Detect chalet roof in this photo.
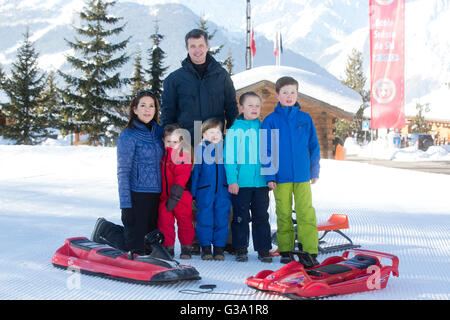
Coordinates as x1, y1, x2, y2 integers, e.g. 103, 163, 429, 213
231, 65, 363, 114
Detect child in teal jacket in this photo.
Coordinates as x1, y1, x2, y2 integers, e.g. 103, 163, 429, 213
261, 76, 320, 268
224, 92, 272, 263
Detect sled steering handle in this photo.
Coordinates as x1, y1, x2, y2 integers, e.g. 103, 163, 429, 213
343, 249, 399, 277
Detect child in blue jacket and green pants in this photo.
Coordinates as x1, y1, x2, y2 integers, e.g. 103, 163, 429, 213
261, 76, 321, 268
225, 92, 272, 263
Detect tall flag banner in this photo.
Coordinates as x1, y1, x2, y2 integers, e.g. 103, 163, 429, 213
370, 0, 405, 129
251, 27, 256, 57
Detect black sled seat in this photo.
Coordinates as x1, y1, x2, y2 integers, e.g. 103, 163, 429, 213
247, 249, 399, 299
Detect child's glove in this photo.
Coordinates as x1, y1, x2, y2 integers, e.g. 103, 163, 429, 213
166, 184, 185, 212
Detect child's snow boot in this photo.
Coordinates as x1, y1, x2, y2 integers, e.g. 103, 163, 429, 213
180, 245, 192, 260
235, 248, 248, 262
201, 246, 213, 260
213, 246, 225, 261
296, 243, 319, 268
258, 251, 272, 263
280, 251, 293, 264
297, 252, 320, 268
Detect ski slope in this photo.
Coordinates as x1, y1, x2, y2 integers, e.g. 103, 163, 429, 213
0, 144, 449, 300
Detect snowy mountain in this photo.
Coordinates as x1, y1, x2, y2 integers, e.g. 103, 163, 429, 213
0, 0, 333, 80
0, 0, 448, 120
136, 0, 450, 120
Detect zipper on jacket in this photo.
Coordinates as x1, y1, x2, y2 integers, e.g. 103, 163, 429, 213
215, 162, 218, 194
164, 149, 170, 197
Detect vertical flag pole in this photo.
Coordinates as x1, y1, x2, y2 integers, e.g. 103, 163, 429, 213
246, 0, 251, 70
274, 25, 281, 66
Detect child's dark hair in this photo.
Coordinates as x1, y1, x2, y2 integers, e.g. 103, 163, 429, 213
201, 118, 223, 135
275, 76, 299, 93
238, 91, 262, 106
163, 123, 181, 139
127, 90, 159, 129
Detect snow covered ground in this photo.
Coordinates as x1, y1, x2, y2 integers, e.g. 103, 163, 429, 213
0, 143, 449, 300
344, 136, 450, 162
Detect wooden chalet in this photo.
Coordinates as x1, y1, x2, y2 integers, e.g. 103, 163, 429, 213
231, 66, 363, 159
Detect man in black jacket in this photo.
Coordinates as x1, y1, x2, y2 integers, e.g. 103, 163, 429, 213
160, 29, 238, 145
161, 29, 238, 255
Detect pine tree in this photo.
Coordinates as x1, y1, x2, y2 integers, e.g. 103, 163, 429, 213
342, 49, 369, 102
146, 21, 168, 103
130, 51, 146, 96
0, 29, 48, 145
338, 48, 370, 142
197, 15, 224, 57
39, 71, 62, 136
223, 48, 234, 75
0, 64, 6, 129
59, 0, 130, 145
410, 102, 431, 133
0, 63, 5, 87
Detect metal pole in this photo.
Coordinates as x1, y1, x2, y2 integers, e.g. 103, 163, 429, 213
246, 0, 251, 70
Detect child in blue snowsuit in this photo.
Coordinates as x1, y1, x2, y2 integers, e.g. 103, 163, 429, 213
191, 118, 231, 260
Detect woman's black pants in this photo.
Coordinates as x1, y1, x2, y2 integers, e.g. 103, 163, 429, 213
100, 191, 160, 253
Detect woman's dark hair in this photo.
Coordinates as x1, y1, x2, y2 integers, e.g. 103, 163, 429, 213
126, 90, 160, 129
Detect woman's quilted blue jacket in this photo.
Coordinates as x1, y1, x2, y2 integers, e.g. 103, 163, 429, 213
117, 120, 163, 208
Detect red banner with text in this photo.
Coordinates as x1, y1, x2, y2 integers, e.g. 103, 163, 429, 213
370, 0, 405, 129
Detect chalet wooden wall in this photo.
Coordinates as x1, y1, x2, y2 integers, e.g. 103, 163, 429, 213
235, 80, 354, 159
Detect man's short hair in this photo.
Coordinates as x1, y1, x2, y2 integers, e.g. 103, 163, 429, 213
275, 76, 299, 93
185, 28, 209, 47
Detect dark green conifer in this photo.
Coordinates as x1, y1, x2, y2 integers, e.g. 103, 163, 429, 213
59, 0, 130, 145
0, 29, 48, 145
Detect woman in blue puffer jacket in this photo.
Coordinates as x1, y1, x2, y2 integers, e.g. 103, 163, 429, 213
90, 90, 164, 254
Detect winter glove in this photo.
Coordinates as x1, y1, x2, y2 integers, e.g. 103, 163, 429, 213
121, 207, 135, 226
166, 184, 185, 212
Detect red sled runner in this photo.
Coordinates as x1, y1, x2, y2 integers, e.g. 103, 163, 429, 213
52, 230, 200, 284
247, 249, 399, 299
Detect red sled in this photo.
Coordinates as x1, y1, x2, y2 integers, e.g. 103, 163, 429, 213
52, 232, 200, 284
246, 249, 399, 299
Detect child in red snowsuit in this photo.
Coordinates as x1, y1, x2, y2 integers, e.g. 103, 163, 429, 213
158, 124, 195, 259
